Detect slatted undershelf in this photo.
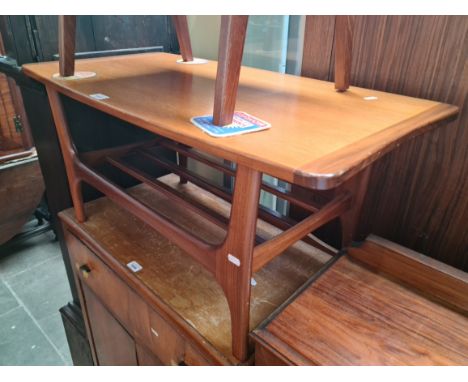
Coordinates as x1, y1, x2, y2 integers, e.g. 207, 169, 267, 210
79, 138, 340, 267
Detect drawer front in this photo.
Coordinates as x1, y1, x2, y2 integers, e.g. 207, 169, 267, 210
66, 231, 185, 365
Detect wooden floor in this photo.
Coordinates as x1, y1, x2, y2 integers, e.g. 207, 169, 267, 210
253, 255, 468, 365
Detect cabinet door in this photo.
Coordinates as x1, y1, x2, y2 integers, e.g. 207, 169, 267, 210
83, 285, 138, 366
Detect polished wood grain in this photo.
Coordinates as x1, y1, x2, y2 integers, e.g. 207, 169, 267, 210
301, 16, 467, 270
213, 16, 249, 126
334, 16, 353, 91
349, 235, 468, 314
23, 52, 457, 190
171, 16, 193, 62
82, 285, 138, 366
61, 175, 331, 364
253, 254, 468, 365
58, 16, 77, 77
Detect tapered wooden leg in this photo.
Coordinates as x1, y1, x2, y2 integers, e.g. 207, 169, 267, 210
216, 164, 261, 362
334, 15, 354, 92
46, 86, 86, 222
339, 166, 371, 247
213, 16, 249, 126
58, 15, 77, 77
172, 16, 194, 62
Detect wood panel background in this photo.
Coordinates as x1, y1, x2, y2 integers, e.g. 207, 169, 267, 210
302, 16, 467, 270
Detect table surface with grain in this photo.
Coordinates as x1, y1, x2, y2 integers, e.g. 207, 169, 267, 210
23, 52, 458, 189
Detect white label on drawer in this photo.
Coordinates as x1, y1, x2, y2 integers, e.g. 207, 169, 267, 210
89, 93, 110, 100
127, 261, 143, 273
227, 254, 241, 267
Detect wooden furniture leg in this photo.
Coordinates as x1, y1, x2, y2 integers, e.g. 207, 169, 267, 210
334, 15, 354, 92
339, 166, 371, 247
58, 15, 77, 77
46, 86, 86, 222
213, 16, 249, 126
172, 16, 193, 62
215, 164, 262, 361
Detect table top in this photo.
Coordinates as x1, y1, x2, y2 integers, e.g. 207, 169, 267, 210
23, 53, 458, 189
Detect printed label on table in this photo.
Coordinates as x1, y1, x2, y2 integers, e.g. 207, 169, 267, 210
89, 93, 110, 100
127, 261, 143, 273
191, 111, 271, 138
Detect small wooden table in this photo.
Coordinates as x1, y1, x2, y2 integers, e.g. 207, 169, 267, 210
23, 52, 458, 361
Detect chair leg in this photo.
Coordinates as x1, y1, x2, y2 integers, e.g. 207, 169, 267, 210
172, 16, 194, 62
58, 15, 77, 77
334, 15, 354, 92
216, 164, 261, 362
213, 16, 249, 126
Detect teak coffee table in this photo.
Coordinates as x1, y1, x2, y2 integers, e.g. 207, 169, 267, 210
23, 19, 458, 362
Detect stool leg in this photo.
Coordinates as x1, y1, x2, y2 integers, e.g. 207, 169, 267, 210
213, 16, 249, 126
334, 15, 354, 92
216, 164, 261, 362
58, 15, 76, 77
172, 16, 194, 62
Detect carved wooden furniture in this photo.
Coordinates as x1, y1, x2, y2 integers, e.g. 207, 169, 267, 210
60, 174, 332, 365
252, 235, 468, 365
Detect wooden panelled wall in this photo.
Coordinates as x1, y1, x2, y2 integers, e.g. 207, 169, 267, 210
302, 16, 467, 270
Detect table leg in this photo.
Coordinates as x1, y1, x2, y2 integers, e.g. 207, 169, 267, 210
46, 86, 86, 222
339, 166, 371, 247
216, 164, 261, 361
213, 16, 249, 126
